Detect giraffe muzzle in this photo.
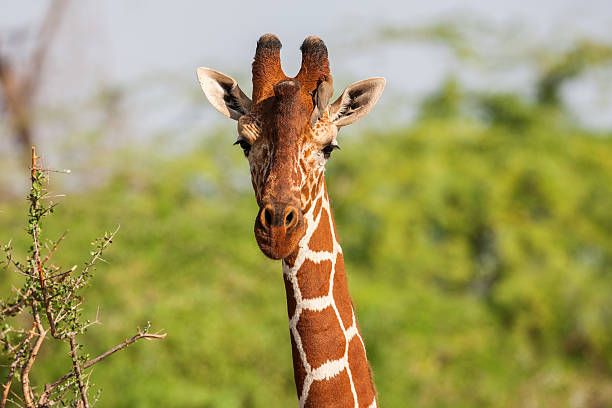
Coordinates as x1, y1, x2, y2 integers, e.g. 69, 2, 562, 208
254, 202, 305, 260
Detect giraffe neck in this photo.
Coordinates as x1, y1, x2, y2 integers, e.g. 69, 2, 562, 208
282, 181, 377, 408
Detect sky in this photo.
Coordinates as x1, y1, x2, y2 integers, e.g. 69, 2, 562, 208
1, 0, 612, 154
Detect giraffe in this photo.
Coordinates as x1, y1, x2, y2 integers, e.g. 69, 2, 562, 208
197, 34, 385, 407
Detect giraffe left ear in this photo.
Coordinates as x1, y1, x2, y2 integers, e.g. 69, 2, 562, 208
197, 67, 252, 120
329, 77, 386, 127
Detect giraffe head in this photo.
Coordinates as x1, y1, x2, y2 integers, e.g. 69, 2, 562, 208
197, 34, 385, 260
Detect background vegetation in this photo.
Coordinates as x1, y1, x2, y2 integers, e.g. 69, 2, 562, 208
2, 5, 612, 407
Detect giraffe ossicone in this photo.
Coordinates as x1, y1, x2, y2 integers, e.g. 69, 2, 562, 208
197, 34, 385, 408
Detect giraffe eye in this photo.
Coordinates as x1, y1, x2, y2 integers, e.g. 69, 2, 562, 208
233, 140, 252, 157
321, 143, 340, 159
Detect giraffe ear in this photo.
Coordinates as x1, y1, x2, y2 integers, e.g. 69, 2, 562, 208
329, 77, 386, 127
197, 67, 252, 120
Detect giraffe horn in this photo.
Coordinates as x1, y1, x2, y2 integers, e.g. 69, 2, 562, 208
296, 36, 330, 95
252, 33, 286, 104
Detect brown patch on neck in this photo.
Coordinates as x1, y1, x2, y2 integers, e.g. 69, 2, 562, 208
297, 259, 332, 298
308, 208, 334, 252
296, 307, 345, 368
306, 368, 354, 407
312, 196, 323, 219
332, 252, 353, 329
284, 275, 296, 319
290, 334, 307, 397
348, 336, 377, 407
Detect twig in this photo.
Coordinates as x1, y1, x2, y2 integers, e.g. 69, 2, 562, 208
21, 305, 47, 408
80, 307, 101, 332
47, 264, 76, 280
59, 226, 120, 313
82, 330, 166, 369
4, 245, 29, 277
37, 169, 71, 174
81, 226, 120, 278
0, 328, 10, 340
68, 335, 89, 408
0, 286, 32, 318
40, 330, 166, 402
0, 296, 29, 317
6, 390, 24, 408
42, 230, 68, 266
1, 324, 35, 408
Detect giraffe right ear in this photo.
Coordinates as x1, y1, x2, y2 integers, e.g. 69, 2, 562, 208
329, 77, 386, 128
197, 67, 252, 120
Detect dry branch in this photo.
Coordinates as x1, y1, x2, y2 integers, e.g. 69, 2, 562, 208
0, 0, 70, 156
39, 329, 166, 405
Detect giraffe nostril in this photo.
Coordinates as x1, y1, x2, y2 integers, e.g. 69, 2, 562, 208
262, 205, 274, 229
284, 207, 299, 230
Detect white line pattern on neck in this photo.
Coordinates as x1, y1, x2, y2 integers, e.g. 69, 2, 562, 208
283, 188, 374, 408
